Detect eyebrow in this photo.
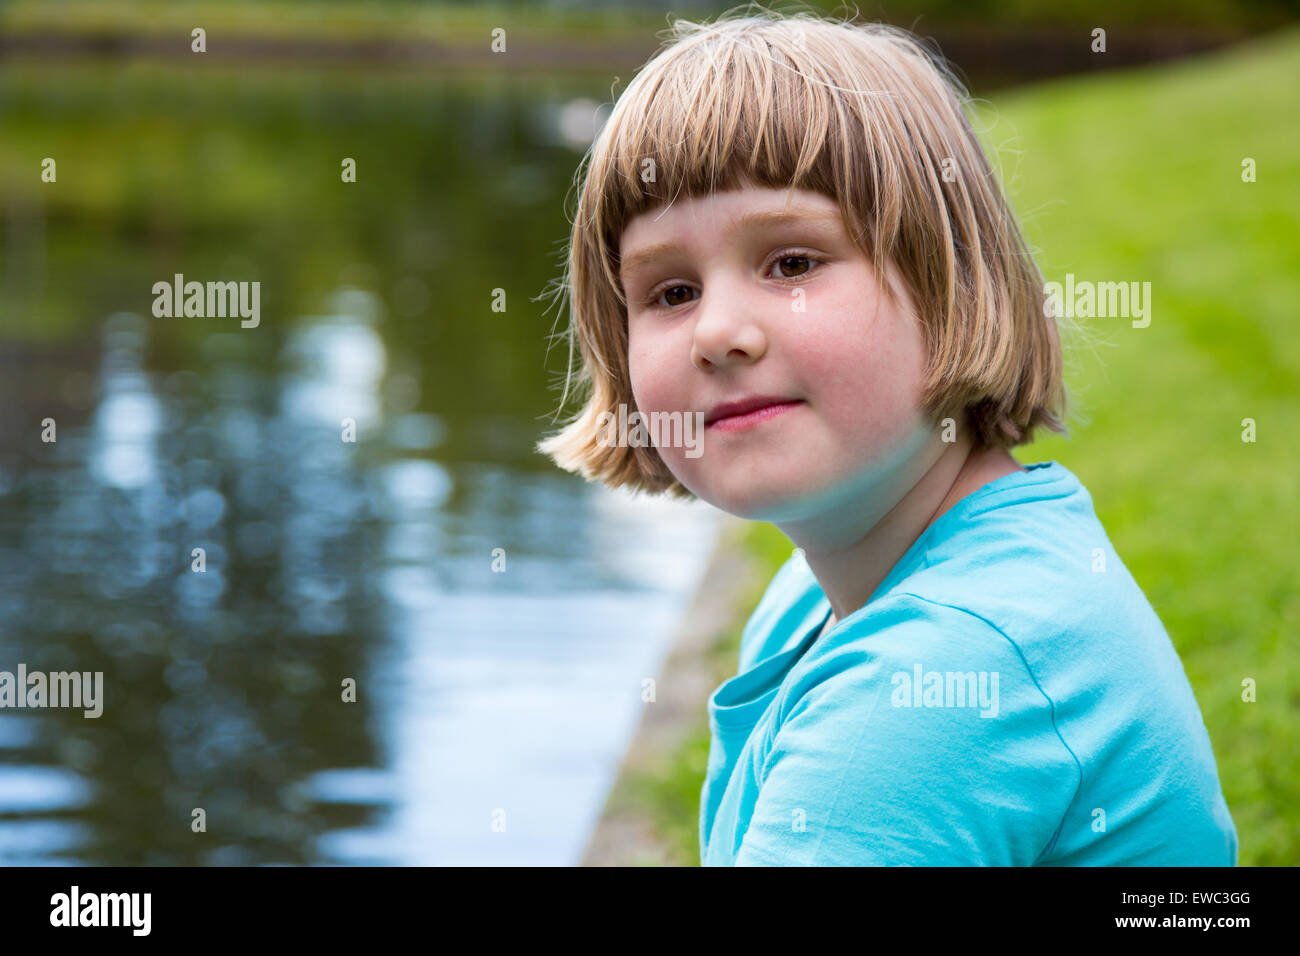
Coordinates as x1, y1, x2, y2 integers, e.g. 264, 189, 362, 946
618, 208, 845, 280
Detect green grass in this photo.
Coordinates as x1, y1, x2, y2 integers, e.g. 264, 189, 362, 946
654, 26, 1300, 866
984, 27, 1300, 867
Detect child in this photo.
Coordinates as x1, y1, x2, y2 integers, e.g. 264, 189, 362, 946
538, 10, 1238, 866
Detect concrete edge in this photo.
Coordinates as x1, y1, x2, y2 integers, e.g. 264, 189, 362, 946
578, 513, 761, 866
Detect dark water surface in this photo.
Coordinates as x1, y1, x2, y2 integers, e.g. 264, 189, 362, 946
0, 63, 719, 864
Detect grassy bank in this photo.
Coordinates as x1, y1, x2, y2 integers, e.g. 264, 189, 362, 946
600, 25, 1300, 867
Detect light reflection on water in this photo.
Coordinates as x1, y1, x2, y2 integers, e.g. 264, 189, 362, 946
0, 297, 719, 865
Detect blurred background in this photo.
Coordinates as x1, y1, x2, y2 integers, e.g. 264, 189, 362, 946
0, 0, 1296, 865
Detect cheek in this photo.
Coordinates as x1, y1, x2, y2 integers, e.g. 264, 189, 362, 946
792, 285, 930, 443
627, 325, 704, 481
627, 326, 677, 412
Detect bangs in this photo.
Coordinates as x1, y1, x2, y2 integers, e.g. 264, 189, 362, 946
586, 15, 933, 304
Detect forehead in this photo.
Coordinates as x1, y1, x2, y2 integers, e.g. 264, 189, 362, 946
618, 184, 844, 275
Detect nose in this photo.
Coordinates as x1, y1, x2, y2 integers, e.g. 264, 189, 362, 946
690, 284, 769, 370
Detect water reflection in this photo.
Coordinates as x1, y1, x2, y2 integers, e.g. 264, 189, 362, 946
0, 63, 722, 865
0, 296, 717, 865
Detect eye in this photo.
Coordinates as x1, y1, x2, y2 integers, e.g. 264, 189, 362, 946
655, 284, 697, 310
768, 254, 817, 279
642, 250, 823, 312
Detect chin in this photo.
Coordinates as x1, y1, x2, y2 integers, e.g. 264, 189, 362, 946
681, 470, 814, 522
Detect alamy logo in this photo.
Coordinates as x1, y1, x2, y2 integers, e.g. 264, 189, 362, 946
1044, 272, 1151, 328
0, 664, 103, 718
151, 273, 260, 328
890, 663, 999, 718
50, 886, 151, 936
596, 403, 704, 459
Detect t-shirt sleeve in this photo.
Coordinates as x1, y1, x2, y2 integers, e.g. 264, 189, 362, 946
734, 595, 1081, 866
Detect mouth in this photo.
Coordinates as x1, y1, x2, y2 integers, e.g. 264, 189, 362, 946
705, 395, 805, 432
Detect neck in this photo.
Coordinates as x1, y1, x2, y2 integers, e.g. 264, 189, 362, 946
780, 431, 1021, 626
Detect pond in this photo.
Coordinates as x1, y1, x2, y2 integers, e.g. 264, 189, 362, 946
0, 62, 720, 864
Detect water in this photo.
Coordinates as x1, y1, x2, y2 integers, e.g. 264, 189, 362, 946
0, 63, 721, 864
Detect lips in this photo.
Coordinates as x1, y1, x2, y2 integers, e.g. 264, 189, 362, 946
704, 395, 804, 430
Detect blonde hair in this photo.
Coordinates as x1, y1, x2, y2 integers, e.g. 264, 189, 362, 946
538, 6, 1070, 499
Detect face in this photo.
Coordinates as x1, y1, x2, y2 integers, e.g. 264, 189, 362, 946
619, 180, 942, 525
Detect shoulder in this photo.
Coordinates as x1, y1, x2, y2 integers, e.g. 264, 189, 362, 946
780, 591, 1059, 722
900, 464, 1183, 714
927, 461, 1106, 580
743, 594, 1082, 865
903, 461, 1166, 665
769, 592, 1078, 768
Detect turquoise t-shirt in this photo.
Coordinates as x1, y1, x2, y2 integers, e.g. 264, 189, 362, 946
700, 461, 1238, 866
